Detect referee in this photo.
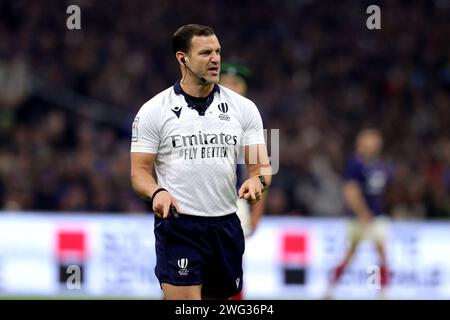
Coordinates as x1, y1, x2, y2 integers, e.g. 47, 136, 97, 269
130, 24, 272, 300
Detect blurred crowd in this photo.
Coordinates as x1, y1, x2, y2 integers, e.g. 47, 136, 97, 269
0, 0, 449, 218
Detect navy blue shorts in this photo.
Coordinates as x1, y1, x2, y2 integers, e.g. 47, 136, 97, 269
154, 213, 245, 298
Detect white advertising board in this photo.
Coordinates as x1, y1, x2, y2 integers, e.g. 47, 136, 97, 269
0, 213, 449, 299
244, 218, 450, 299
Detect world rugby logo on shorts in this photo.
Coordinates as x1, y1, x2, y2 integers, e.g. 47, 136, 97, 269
178, 258, 189, 276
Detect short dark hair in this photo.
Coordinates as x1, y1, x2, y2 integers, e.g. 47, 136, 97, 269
172, 24, 215, 55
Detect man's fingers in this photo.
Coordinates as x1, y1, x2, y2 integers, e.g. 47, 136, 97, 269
243, 191, 256, 199
173, 200, 181, 214
249, 187, 256, 201
162, 203, 170, 219
154, 211, 162, 218
244, 194, 258, 205
243, 189, 261, 204
152, 203, 162, 217
238, 186, 246, 198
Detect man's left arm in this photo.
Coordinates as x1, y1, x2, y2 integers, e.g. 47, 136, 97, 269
239, 144, 272, 205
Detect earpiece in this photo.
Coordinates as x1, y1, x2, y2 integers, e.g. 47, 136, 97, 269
180, 56, 207, 84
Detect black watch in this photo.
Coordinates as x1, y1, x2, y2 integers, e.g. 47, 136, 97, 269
258, 175, 268, 191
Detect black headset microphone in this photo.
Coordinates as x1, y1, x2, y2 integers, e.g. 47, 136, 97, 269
181, 57, 207, 84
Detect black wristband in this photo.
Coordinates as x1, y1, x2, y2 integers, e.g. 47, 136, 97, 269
151, 187, 167, 202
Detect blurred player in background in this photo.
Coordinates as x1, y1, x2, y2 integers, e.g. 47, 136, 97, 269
130, 24, 271, 300
220, 63, 267, 238
220, 62, 268, 300
325, 128, 391, 299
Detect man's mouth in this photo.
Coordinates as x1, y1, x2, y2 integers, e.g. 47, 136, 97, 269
208, 66, 219, 74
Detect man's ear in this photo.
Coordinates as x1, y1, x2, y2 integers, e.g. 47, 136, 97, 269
176, 52, 187, 66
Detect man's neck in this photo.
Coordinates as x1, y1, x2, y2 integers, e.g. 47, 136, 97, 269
180, 80, 214, 98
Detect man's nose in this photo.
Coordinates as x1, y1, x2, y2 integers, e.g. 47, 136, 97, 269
210, 53, 220, 64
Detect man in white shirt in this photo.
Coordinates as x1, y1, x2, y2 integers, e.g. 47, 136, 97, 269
130, 24, 272, 300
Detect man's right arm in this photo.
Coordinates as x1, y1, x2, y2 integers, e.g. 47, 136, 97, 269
130, 152, 180, 218
343, 180, 373, 223
130, 152, 160, 200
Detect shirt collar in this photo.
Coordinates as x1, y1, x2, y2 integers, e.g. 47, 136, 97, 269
173, 80, 220, 98
173, 80, 220, 115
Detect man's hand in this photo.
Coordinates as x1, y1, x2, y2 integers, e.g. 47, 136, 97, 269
238, 176, 265, 205
152, 190, 181, 219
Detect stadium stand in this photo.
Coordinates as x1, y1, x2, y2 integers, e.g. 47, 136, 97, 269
0, 0, 449, 218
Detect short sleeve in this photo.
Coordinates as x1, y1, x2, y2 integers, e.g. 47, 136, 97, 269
242, 102, 265, 146
130, 103, 161, 153
344, 156, 363, 182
